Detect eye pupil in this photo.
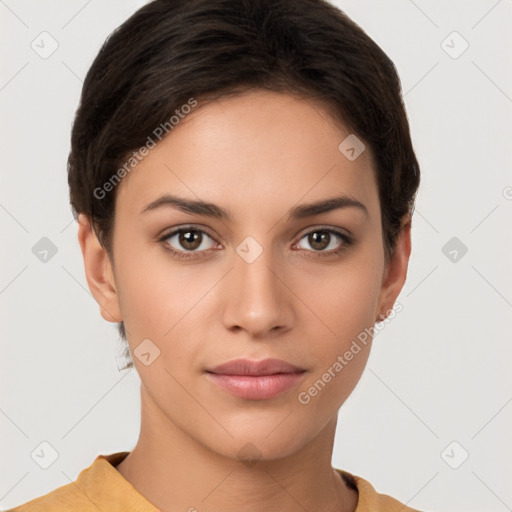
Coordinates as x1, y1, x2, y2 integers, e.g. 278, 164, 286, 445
180, 230, 201, 250
309, 231, 330, 250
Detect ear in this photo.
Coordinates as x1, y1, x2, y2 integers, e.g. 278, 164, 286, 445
77, 214, 123, 324
376, 216, 412, 321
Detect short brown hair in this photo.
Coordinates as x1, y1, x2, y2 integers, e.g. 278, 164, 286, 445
68, 0, 421, 363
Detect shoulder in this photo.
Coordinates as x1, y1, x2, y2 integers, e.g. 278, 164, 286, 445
336, 469, 424, 512
4, 480, 99, 512
5, 452, 136, 512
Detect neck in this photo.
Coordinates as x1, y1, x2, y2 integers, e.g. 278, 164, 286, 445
115, 385, 358, 512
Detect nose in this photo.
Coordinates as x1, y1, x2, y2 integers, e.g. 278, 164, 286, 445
221, 243, 294, 337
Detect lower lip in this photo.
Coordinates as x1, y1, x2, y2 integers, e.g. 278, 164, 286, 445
206, 372, 306, 400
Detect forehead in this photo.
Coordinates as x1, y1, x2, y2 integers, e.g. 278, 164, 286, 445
115, 90, 378, 218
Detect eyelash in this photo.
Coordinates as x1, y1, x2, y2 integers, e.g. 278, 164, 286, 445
158, 225, 353, 261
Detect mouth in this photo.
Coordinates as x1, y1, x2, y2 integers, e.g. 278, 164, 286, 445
205, 358, 307, 400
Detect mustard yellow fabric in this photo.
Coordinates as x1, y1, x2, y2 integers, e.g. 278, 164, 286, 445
7, 452, 421, 511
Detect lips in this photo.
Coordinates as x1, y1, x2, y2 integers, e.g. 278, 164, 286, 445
207, 358, 305, 376
205, 358, 306, 400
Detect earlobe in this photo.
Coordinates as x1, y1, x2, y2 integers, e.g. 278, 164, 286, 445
77, 214, 123, 324
376, 216, 412, 321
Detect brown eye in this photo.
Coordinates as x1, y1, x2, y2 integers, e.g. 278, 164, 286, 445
308, 231, 330, 251
179, 230, 202, 250
162, 228, 216, 253
296, 228, 351, 254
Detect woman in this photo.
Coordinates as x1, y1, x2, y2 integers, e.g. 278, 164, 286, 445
9, 0, 422, 510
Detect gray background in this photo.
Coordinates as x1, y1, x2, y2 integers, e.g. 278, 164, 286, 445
1, 1, 511, 510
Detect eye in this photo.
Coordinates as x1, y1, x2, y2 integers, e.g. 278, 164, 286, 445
159, 227, 218, 258
158, 225, 353, 261
295, 228, 352, 255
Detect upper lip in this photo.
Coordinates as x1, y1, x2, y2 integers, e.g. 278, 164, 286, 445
207, 358, 305, 376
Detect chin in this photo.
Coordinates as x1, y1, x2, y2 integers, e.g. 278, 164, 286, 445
203, 421, 316, 464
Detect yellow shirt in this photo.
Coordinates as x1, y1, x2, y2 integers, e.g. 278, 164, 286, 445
7, 452, 421, 511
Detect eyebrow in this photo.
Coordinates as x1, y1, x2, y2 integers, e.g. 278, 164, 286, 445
140, 193, 368, 220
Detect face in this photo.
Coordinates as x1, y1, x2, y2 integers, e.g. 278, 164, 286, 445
79, 90, 410, 462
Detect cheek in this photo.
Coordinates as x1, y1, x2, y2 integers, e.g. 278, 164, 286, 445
291, 250, 383, 403
114, 242, 181, 319
114, 246, 218, 358
293, 257, 383, 342
294, 269, 379, 413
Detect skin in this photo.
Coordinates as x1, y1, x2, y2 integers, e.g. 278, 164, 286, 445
78, 89, 411, 512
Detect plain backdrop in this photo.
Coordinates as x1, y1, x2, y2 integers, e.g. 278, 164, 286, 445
1, 1, 511, 511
